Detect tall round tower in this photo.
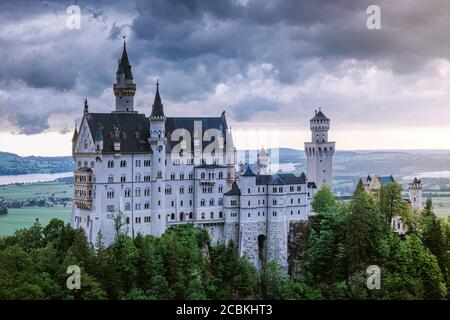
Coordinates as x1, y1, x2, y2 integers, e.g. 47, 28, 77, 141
149, 81, 167, 236
409, 177, 423, 211
113, 39, 136, 113
304, 108, 335, 189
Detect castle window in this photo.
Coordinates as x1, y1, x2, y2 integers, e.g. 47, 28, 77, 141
290, 186, 294, 192
180, 186, 184, 194
170, 173, 175, 180
135, 188, 141, 197
135, 217, 141, 224
248, 188, 251, 194
135, 160, 141, 167
210, 212, 214, 219
201, 212, 205, 219
248, 213, 250, 218
189, 173, 194, 179
158, 201, 161, 206
297, 186, 301, 192
218, 198, 223, 205
298, 198, 301, 204
201, 199, 205, 206
279, 187, 283, 192
135, 174, 141, 182
90, 161, 95, 168
165, 186, 172, 195
273, 199, 277, 205
273, 187, 277, 193
231, 200, 237, 206
291, 199, 293, 204
219, 211, 223, 218
218, 185, 223, 193
144, 216, 151, 223
120, 175, 126, 183
189, 200, 192, 206
262, 187, 265, 192
273, 211, 277, 217
171, 213, 175, 220
120, 160, 127, 167
189, 186, 193, 193
144, 202, 150, 209
157, 171, 162, 179
126, 217, 130, 224
144, 188, 150, 196
248, 200, 251, 206
144, 175, 151, 182
171, 201, 174, 207
125, 203, 130, 211
210, 199, 214, 206
180, 200, 184, 207
107, 189, 115, 198
108, 175, 114, 183
218, 172, 223, 179
180, 173, 184, 180
125, 189, 131, 197
201, 172, 206, 179
189, 212, 193, 219
144, 160, 151, 167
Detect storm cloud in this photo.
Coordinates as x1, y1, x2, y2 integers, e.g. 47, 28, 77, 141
1, 0, 450, 135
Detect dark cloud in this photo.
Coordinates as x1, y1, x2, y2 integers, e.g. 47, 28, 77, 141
2, 0, 450, 135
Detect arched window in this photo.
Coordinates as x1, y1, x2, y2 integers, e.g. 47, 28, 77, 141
144, 188, 150, 196
107, 189, 115, 198
201, 199, 205, 206
218, 171, 223, 179
125, 203, 131, 211
201, 172, 206, 179
124, 189, 131, 197
218, 198, 223, 205
209, 198, 214, 206
108, 175, 114, 183
135, 188, 141, 197
120, 175, 126, 183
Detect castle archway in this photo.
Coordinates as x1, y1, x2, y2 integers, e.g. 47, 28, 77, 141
258, 234, 266, 268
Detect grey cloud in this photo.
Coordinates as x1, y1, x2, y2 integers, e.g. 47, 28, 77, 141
230, 97, 278, 122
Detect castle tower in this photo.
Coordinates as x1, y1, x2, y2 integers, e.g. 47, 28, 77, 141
149, 81, 167, 236
409, 177, 423, 211
304, 108, 335, 189
257, 147, 270, 174
113, 39, 136, 113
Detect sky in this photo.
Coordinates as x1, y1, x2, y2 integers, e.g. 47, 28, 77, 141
1, 0, 450, 156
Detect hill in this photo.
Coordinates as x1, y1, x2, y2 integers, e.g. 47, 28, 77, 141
0, 152, 73, 176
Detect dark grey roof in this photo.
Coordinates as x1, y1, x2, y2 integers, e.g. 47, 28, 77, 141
116, 43, 133, 80
82, 112, 228, 154
307, 182, 317, 188
224, 181, 240, 196
311, 109, 329, 121
195, 164, 227, 169
85, 113, 150, 154
256, 173, 306, 185
242, 165, 257, 177
165, 115, 228, 151
379, 175, 395, 186
150, 82, 165, 119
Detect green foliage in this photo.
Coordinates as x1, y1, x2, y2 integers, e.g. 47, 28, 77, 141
1, 180, 450, 301
311, 186, 336, 214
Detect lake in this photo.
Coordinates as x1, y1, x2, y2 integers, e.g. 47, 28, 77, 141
0, 172, 72, 186
402, 171, 450, 180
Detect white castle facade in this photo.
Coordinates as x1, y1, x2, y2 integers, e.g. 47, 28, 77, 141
71, 43, 335, 269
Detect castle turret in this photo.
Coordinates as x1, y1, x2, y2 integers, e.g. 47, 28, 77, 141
304, 108, 335, 189
257, 147, 269, 174
113, 39, 136, 113
149, 81, 167, 236
409, 177, 423, 211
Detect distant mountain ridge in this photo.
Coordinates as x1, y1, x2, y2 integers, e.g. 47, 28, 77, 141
0, 151, 73, 176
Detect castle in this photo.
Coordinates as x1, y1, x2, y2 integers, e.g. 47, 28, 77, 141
363, 174, 423, 235
70, 42, 335, 269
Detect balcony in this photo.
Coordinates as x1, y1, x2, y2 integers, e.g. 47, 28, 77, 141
74, 167, 93, 210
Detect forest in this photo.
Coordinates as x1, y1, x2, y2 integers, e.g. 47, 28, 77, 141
0, 180, 449, 300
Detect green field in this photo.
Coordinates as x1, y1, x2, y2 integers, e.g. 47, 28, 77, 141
0, 182, 72, 200
0, 207, 71, 236
430, 196, 450, 219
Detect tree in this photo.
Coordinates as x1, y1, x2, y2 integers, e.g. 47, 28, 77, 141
311, 186, 336, 214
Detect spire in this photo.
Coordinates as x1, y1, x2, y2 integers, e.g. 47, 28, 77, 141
150, 80, 165, 119
116, 35, 133, 80
72, 126, 78, 142
83, 98, 88, 115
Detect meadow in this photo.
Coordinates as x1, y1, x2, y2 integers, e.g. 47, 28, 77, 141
0, 206, 71, 236
0, 182, 72, 201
